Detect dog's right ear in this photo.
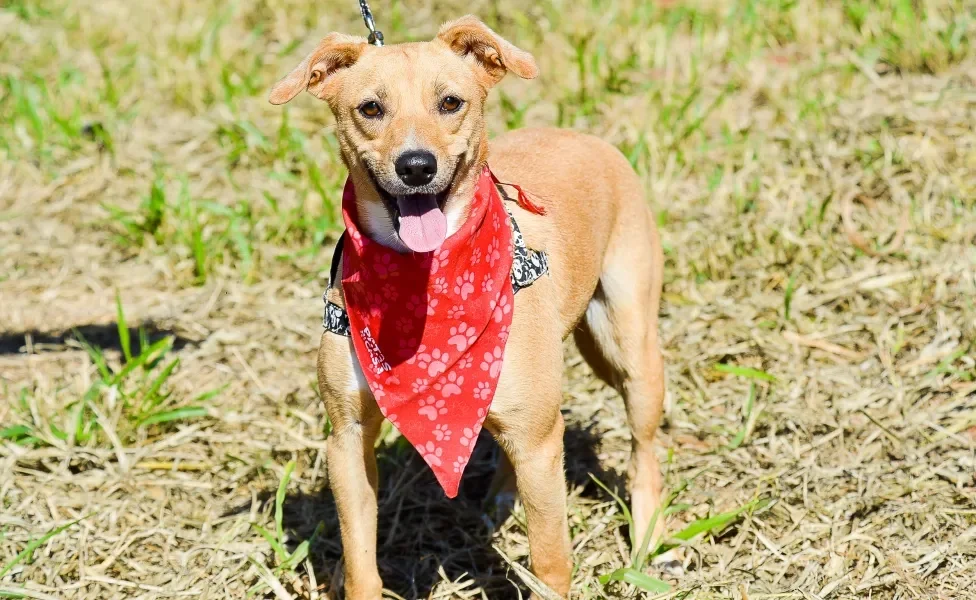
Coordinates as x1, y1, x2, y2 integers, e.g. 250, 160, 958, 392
269, 33, 367, 105
437, 16, 538, 87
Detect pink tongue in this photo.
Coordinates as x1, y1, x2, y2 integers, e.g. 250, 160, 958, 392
396, 194, 447, 253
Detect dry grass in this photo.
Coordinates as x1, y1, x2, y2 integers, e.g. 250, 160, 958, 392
2, 0, 976, 598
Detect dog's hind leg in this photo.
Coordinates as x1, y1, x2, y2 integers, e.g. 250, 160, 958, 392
485, 449, 518, 525
573, 208, 670, 565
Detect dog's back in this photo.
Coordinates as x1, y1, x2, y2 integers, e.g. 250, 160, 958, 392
488, 127, 661, 337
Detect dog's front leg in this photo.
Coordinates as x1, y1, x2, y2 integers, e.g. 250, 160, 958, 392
319, 334, 384, 598
327, 413, 383, 599
491, 396, 573, 598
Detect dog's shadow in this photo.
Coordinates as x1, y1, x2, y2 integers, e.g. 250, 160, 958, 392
274, 418, 620, 599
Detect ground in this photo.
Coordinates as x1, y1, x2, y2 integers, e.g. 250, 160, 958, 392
2, 0, 975, 598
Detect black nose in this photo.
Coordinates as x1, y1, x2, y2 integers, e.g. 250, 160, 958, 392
395, 150, 437, 187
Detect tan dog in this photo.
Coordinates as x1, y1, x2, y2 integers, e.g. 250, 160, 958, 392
270, 16, 666, 599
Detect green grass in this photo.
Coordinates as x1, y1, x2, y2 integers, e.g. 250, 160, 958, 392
589, 473, 774, 595
4, 293, 221, 448
0, 516, 88, 581
249, 460, 324, 596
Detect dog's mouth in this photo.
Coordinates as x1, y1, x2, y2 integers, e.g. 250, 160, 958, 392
369, 172, 456, 253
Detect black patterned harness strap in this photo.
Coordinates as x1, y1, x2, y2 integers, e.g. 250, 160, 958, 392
323, 196, 549, 337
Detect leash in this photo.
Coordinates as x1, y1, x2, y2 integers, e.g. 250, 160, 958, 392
359, 0, 384, 46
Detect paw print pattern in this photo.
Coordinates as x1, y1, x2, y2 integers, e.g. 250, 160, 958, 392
434, 372, 464, 398
406, 344, 427, 365
470, 247, 482, 265
454, 272, 475, 300
480, 346, 504, 379
426, 348, 449, 377
447, 322, 478, 352
417, 396, 448, 421
366, 292, 389, 316
430, 248, 451, 274
432, 277, 448, 295
412, 378, 430, 394
397, 338, 419, 360
490, 292, 511, 324
498, 325, 511, 342
373, 254, 399, 279
382, 283, 399, 301
475, 381, 492, 401
452, 454, 469, 474
396, 316, 414, 334
458, 355, 474, 369
481, 274, 494, 293
404, 295, 426, 319
416, 441, 443, 466
433, 424, 452, 441
486, 238, 501, 267
447, 305, 465, 320
459, 414, 484, 447
378, 404, 398, 426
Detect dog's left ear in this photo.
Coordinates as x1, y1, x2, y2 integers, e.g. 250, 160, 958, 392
437, 16, 538, 86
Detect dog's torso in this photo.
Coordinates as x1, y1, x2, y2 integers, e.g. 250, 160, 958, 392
318, 126, 659, 439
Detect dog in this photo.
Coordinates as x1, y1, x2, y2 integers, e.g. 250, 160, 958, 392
270, 16, 667, 599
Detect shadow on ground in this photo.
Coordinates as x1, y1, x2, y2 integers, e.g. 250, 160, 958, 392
0, 322, 194, 355
246, 418, 623, 599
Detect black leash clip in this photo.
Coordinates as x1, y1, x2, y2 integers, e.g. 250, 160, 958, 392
359, 0, 384, 46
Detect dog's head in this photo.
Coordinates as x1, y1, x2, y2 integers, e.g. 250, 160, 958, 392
269, 16, 537, 253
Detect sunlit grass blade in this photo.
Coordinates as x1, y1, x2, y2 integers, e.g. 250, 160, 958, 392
588, 473, 634, 547
597, 566, 671, 594
714, 363, 776, 382
275, 460, 296, 544
115, 291, 131, 363
77, 334, 112, 381
783, 272, 798, 320
724, 382, 756, 451
0, 516, 89, 579
278, 522, 324, 572
193, 384, 229, 403
251, 523, 288, 561
667, 497, 774, 548
110, 336, 173, 386
140, 357, 179, 413
0, 425, 32, 441
137, 406, 207, 428
0, 425, 42, 446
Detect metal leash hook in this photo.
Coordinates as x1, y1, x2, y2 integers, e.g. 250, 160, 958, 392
359, 0, 384, 46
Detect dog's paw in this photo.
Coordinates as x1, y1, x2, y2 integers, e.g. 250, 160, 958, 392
651, 548, 684, 577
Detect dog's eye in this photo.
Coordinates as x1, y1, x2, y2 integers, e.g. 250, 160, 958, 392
439, 96, 463, 113
359, 101, 383, 118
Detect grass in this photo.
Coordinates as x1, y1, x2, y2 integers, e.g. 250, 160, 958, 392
2, 293, 220, 450
2, 0, 976, 599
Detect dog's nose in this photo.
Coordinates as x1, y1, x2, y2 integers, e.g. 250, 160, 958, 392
395, 151, 437, 187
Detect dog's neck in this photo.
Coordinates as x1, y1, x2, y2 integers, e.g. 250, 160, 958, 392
345, 151, 486, 254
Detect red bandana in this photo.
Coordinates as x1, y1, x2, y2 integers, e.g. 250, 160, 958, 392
340, 167, 519, 497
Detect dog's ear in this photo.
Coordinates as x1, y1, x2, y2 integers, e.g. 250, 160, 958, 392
436, 16, 538, 86
269, 33, 367, 105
